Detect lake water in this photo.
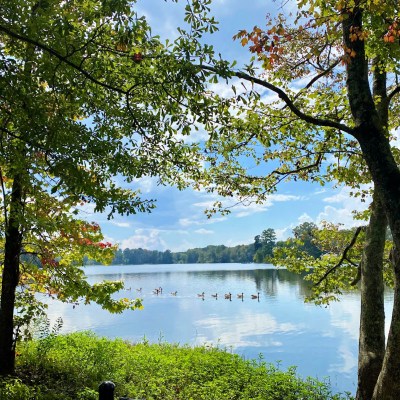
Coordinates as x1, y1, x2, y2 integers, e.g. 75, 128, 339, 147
43, 263, 394, 395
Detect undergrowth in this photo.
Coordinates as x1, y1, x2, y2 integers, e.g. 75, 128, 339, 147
0, 332, 354, 400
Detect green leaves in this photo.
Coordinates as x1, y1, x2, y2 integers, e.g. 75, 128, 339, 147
0, 0, 225, 349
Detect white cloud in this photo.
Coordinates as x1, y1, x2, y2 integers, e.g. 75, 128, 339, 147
298, 213, 314, 224
178, 215, 226, 227
192, 193, 302, 219
111, 221, 131, 228
179, 217, 202, 227
131, 176, 159, 194
315, 185, 371, 227
316, 206, 360, 228
119, 229, 168, 251
195, 228, 214, 235
275, 227, 292, 241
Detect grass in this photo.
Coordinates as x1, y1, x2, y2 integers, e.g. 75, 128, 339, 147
1, 332, 354, 400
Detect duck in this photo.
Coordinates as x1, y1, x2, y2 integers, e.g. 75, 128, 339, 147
251, 292, 260, 299
224, 292, 232, 300
211, 293, 218, 299
197, 292, 205, 298
237, 293, 244, 299
135, 287, 142, 292
170, 291, 177, 296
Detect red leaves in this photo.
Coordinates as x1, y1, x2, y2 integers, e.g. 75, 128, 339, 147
233, 23, 291, 69
132, 53, 143, 63
40, 256, 59, 268
96, 241, 113, 249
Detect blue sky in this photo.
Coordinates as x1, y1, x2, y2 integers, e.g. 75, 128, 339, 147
80, 0, 371, 252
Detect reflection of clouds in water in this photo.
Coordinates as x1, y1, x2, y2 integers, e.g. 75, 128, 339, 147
326, 297, 358, 376
329, 342, 357, 375
193, 311, 298, 349
44, 300, 119, 333
328, 297, 360, 341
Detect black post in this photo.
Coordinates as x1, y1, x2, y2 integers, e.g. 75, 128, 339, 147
99, 381, 115, 400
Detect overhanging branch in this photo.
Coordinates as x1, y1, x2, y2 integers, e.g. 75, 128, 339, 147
314, 226, 365, 287
199, 64, 353, 134
0, 24, 128, 95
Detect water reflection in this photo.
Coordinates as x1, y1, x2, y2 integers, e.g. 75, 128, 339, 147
44, 263, 394, 395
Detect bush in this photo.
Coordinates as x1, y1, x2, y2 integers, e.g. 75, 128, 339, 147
14, 332, 353, 400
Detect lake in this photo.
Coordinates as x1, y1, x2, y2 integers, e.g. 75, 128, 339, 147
43, 263, 394, 395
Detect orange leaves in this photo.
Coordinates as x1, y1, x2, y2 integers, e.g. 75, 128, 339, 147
384, 19, 400, 44
349, 26, 368, 42
341, 45, 357, 64
384, 35, 396, 43
240, 37, 248, 46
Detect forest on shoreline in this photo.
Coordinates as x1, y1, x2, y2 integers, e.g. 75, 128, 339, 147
97, 222, 322, 265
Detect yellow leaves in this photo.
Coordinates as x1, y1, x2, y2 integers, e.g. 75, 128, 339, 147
72, 115, 84, 121
349, 26, 368, 42
115, 42, 128, 52
336, 0, 344, 12
241, 37, 248, 46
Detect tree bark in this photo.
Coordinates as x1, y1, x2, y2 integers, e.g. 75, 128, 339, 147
0, 174, 23, 375
372, 258, 400, 400
342, 6, 400, 399
356, 193, 386, 400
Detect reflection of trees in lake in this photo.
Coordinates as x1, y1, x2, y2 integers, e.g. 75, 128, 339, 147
253, 269, 312, 299
87, 267, 315, 299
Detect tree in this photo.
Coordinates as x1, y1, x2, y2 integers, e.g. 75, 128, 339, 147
254, 228, 276, 262
293, 222, 322, 258
195, 1, 400, 398
0, 0, 217, 375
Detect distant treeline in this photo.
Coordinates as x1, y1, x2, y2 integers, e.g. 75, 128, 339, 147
111, 244, 255, 265
88, 222, 321, 265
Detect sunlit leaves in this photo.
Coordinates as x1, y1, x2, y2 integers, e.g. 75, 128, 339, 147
273, 221, 394, 305
0, 0, 222, 345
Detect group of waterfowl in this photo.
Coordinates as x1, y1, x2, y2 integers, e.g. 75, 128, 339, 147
197, 292, 260, 301
130, 287, 260, 301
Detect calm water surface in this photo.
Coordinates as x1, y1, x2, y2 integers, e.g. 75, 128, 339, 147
44, 263, 394, 395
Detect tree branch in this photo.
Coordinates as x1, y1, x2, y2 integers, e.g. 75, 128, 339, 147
290, 58, 341, 103
199, 64, 353, 134
0, 24, 128, 95
314, 226, 365, 287
388, 85, 400, 102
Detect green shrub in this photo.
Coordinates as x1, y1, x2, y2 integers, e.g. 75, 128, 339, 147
0, 377, 35, 400
15, 332, 353, 400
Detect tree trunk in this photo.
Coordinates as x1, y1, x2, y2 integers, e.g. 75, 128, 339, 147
372, 259, 400, 400
356, 192, 386, 400
0, 174, 23, 375
342, 7, 400, 398
354, 118, 400, 399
